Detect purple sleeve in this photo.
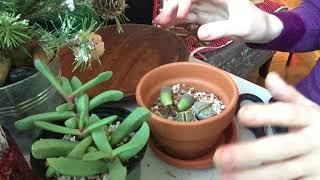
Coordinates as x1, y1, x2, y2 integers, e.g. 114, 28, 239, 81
247, 0, 320, 52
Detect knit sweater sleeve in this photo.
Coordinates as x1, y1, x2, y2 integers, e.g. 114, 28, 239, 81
247, 0, 320, 52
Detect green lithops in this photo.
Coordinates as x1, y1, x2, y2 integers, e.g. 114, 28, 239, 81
160, 86, 173, 106
191, 101, 223, 120
177, 94, 194, 111
15, 59, 151, 179
175, 111, 196, 122
196, 106, 217, 120
154, 84, 225, 122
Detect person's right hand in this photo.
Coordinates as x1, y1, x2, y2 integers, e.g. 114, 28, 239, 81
153, 0, 284, 43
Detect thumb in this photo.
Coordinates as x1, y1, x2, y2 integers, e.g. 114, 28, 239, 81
197, 21, 235, 41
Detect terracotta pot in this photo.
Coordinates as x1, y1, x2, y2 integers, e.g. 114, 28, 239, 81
136, 62, 239, 159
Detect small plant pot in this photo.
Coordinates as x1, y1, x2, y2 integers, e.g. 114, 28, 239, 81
30, 107, 147, 180
136, 62, 239, 160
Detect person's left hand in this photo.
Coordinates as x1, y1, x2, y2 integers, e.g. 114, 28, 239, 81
214, 72, 320, 180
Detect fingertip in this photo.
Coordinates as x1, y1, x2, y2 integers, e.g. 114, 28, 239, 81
213, 145, 236, 171
152, 14, 173, 27
237, 105, 252, 121
197, 25, 212, 40
266, 71, 277, 80
198, 21, 232, 41
266, 72, 286, 87
176, 7, 187, 19
177, 0, 191, 19
213, 146, 225, 167
152, 16, 160, 24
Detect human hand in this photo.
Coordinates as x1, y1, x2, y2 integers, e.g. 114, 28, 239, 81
213, 72, 320, 180
153, 0, 283, 43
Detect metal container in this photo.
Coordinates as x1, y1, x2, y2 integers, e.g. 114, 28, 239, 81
0, 57, 63, 154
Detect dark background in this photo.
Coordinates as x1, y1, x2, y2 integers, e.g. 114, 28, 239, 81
124, 0, 154, 24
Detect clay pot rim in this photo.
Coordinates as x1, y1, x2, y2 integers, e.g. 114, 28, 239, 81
136, 62, 239, 126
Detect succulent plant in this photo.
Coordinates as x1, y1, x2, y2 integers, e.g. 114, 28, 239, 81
160, 86, 173, 107
159, 86, 194, 111
15, 59, 151, 180
175, 111, 196, 122
191, 101, 225, 120
177, 94, 194, 111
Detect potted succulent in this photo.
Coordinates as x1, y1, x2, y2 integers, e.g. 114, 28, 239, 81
15, 59, 151, 179
136, 62, 239, 162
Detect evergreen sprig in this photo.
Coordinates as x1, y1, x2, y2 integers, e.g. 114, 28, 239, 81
0, 0, 67, 21
0, 12, 32, 50
37, 14, 79, 59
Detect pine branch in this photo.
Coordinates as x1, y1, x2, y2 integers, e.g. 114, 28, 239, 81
37, 14, 79, 60
0, 12, 32, 51
0, 0, 67, 21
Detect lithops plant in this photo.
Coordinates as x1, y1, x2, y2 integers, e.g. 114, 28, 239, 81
177, 94, 194, 111
15, 59, 151, 180
192, 100, 225, 120
159, 87, 194, 111
156, 84, 225, 122
175, 111, 196, 122
160, 86, 173, 107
